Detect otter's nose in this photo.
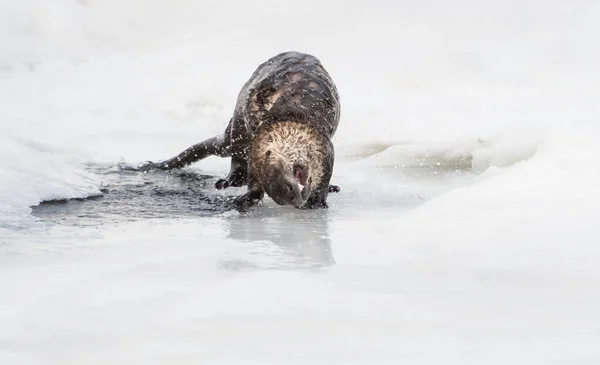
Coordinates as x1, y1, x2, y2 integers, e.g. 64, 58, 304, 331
291, 187, 305, 207
291, 196, 305, 207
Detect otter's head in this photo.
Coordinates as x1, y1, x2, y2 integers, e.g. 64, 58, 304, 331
250, 121, 326, 208
263, 150, 312, 207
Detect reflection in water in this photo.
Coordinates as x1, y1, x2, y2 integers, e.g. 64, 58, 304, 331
222, 208, 335, 270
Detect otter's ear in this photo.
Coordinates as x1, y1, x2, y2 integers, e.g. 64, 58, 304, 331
265, 150, 271, 159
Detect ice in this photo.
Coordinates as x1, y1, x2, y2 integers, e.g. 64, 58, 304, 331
1, 0, 600, 364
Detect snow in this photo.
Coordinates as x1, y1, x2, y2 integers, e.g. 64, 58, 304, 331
1, 0, 600, 363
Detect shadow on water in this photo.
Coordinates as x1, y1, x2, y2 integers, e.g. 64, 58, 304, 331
30, 165, 233, 227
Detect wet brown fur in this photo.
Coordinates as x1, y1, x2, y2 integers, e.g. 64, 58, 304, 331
249, 121, 327, 191
138, 51, 340, 210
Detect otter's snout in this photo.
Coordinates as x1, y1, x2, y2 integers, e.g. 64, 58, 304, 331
265, 165, 310, 207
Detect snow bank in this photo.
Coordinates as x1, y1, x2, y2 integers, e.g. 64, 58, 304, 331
0, 136, 100, 229
334, 125, 600, 262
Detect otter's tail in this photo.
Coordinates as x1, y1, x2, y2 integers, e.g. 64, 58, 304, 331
138, 135, 230, 172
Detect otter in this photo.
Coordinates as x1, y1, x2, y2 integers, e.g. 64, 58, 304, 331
138, 51, 341, 210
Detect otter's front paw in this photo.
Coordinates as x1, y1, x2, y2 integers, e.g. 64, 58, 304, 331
300, 199, 329, 210
230, 191, 263, 212
215, 179, 230, 190
215, 169, 247, 190
328, 184, 340, 193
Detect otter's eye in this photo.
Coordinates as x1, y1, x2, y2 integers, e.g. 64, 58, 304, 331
286, 184, 293, 193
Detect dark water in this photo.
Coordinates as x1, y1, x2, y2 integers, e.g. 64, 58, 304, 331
31, 165, 233, 226
29, 155, 475, 228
